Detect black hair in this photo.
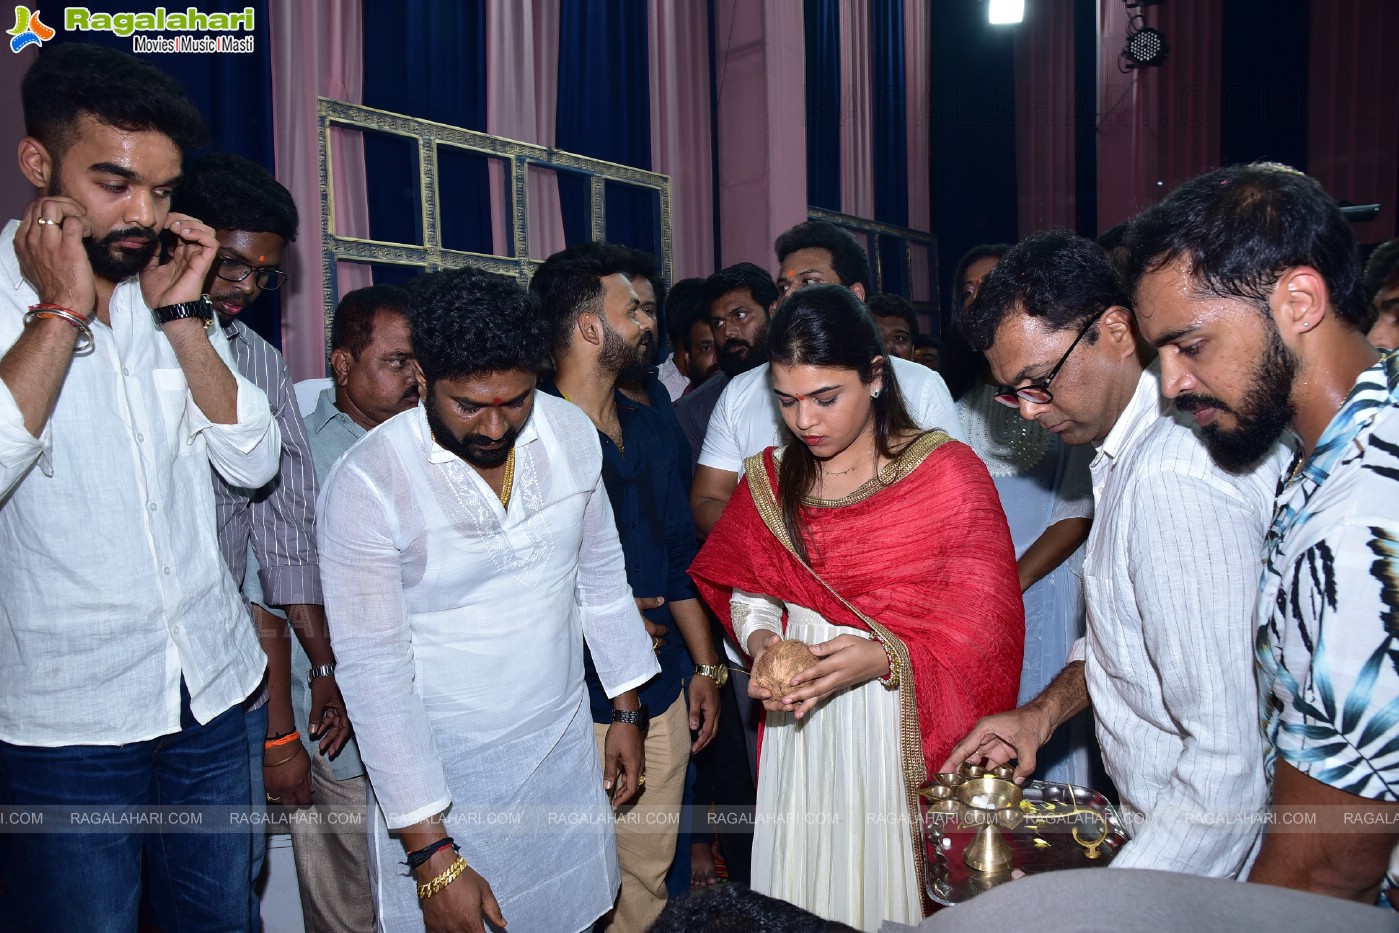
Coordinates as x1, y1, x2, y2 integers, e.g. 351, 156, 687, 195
774, 221, 870, 291
1362, 238, 1399, 304
1123, 163, 1369, 330
768, 284, 921, 563
331, 284, 411, 357
618, 247, 668, 313
22, 43, 207, 164
650, 884, 858, 933
914, 334, 942, 351
410, 266, 548, 385
665, 278, 707, 351
530, 241, 634, 352
702, 262, 779, 318
173, 152, 298, 242
866, 293, 920, 340
949, 243, 1014, 314
959, 230, 1128, 352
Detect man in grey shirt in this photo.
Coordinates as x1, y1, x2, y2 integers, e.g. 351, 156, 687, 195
247, 284, 420, 931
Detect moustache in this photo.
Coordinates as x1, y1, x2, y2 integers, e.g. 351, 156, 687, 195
1175, 394, 1235, 417
98, 226, 159, 249
722, 339, 751, 354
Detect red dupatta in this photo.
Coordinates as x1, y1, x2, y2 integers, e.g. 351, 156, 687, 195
689, 431, 1024, 889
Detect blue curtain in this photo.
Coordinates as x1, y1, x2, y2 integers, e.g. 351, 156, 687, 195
555, 0, 654, 255
804, 0, 841, 211
48, 0, 282, 343
361, 0, 489, 272
872, 0, 908, 296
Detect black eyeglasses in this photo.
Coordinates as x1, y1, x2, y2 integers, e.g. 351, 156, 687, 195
214, 256, 289, 292
994, 307, 1109, 407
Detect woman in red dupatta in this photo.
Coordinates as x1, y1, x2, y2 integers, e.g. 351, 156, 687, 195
689, 286, 1022, 930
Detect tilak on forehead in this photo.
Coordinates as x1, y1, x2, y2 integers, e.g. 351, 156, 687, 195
491, 397, 504, 406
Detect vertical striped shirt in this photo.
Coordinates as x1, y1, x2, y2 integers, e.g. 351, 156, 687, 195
212, 318, 322, 606
1084, 361, 1287, 877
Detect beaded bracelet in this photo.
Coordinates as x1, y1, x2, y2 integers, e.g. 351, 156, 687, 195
405, 836, 458, 872
417, 855, 468, 900
25, 304, 94, 354
870, 634, 900, 690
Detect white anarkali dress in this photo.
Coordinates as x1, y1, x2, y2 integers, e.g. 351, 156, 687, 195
732, 595, 922, 931
318, 395, 659, 932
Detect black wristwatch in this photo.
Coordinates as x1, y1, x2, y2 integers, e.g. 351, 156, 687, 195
611, 704, 650, 735
151, 294, 214, 326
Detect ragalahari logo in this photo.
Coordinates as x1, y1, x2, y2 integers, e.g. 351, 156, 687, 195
9, 6, 54, 52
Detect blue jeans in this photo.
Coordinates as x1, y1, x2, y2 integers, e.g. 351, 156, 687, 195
0, 682, 252, 933
245, 703, 269, 933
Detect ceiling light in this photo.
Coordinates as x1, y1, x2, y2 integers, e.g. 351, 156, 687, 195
988, 0, 1025, 26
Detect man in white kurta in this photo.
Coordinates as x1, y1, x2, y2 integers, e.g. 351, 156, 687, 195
318, 268, 658, 932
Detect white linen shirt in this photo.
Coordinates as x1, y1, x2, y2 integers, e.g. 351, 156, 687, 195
697, 355, 966, 477
318, 393, 659, 829
1083, 361, 1287, 877
0, 220, 279, 745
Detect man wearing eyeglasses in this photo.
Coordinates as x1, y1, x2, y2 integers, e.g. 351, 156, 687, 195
174, 152, 350, 930
941, 231, 1288, 879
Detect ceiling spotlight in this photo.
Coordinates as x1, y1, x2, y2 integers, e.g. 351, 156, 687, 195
1124, 25, 1168, 66
988, 0, 1025, 26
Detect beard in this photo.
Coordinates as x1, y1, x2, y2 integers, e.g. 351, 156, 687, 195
599, 320, 655, 384
46, 176, 159, 281
424, 393, 519, 468
85, 226, 159, 282
1176, 327, 1296, 471
718, 332, 771, 377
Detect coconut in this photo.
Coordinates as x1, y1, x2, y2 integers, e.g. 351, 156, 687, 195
752, 639, 819, 697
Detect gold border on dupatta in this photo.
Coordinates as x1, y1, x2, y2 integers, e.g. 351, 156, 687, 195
744, 439, 950, 915
802, 429, 952, 508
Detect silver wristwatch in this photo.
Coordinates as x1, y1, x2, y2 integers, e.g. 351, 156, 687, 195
307, 662, 336, 685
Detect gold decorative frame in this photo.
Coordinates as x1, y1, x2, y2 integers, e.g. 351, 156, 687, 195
317, 98, 673, 369
807, 207, 940, 322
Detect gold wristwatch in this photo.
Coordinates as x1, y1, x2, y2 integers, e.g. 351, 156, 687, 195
693, 663, 729, 687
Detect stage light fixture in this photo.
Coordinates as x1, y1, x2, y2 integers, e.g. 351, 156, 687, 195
988, 0, 1024, 26
1124, 24, 1167, 67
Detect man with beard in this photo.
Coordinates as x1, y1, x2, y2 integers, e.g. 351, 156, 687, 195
533, 242, 723, 932
867, 292, 919, 361
689, 221, 961, 536
172, 152, 349, 930
318, 266, 658, 931
674, 262, 778, 473
0, 44, 280, 930
1126, 164, 1399, 904
243, 285, 419, 931
942, 231, 1287, 879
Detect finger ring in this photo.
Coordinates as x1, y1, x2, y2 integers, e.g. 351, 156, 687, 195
265, 794, 282, 803
637, 774, 646, 787
35, 218, 57, 226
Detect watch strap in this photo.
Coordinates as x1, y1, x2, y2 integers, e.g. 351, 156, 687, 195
151, 294, 214, 326
307, 662, 336, 685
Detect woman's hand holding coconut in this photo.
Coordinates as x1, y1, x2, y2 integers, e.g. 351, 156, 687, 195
748, 631, 892, 719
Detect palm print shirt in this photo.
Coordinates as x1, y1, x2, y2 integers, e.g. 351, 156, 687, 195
1257, 351, 1399, 814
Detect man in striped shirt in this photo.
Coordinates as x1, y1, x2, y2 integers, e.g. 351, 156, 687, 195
943, 231, 1287, 878
174, 154, 350, 929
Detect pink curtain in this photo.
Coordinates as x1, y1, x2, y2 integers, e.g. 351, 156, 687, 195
712, 0, 807, 270
839, 0, 874, 219
649, 0, 715, 280
271, 1, 370, 380
1015, 0, 1076, 236
1307, 0, 1399, 244
487, 0, 566, 261
904, 0, 932, 301
1096, 0, 1222, 230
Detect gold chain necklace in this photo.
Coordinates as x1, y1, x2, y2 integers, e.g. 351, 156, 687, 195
497, 446, 516, 509
819, 448, 874, 477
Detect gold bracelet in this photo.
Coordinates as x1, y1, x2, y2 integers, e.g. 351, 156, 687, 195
417, 855, 468, 900
263, 749, 303, 768
871, 634, 900, 690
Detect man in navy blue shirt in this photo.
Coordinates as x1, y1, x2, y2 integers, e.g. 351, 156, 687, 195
533, 243, 723, 933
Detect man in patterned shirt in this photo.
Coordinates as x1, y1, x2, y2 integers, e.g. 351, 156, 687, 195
1129, 162, 1399, 904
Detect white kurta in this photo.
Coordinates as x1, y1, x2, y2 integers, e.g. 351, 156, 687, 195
733, 595, 921, 932
318, 394, 659, 933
